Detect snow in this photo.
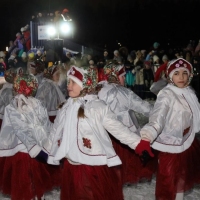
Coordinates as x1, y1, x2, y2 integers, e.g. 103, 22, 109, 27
0, 180, 199, 199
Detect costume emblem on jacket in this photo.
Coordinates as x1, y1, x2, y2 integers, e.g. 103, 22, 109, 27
82, 137, 92, 149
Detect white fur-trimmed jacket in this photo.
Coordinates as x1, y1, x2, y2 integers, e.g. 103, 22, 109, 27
47, 95, 141, 167
141, 84, 200, 153
98, 81, 153, 133
35, 78, 66, 116
0, 82, 13, 120
0, 95, 52, 157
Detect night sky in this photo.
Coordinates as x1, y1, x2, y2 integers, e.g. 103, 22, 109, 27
1, 0, 200, 52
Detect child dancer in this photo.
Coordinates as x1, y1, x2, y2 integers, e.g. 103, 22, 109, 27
140, 58, 200, 200
0, 74, 61, 200
35, 64, 66, 122
98, 60, 157, 184
47, 65, 153, 200
0, 67, 23, 129
29, 60, 45, 85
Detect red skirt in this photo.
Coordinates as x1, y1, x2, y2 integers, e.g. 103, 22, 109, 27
60, 159, 124, 200
1, 152, 61, 200
156, 137, 200, 200
0, 157, 6, 190
110, 135, 158, 185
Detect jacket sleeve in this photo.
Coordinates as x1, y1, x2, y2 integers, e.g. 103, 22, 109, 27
100, 102, 141, 149
47, 106, 66, 164
128, 89, 153, 117
9, 97, 53, 158
8, 108, 42, 158
44, 108, 61, 154
140, 90, 171, 142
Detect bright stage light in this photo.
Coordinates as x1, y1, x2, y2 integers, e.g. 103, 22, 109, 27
47, 26, 56, 36
60, 22, 72, 34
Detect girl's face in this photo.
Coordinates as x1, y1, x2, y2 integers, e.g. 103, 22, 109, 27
67, 78, 82, 98
172, 68, 189, 88
52, 70, 60, 83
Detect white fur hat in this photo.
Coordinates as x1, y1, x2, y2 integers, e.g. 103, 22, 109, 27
67, 66, 86, 88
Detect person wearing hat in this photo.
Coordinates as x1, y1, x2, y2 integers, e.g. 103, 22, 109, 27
0, 68, 22, 129
143, 60, 155, 100
29, 60, 45, 85
103, 49, 110, 63
61, 8, 72, 21
35, 64, 66, 122
150, 62, 169, 95
26, 52, 36, 73
140, 58, 200, 200
35, 50, 43, 61
152, 54, 160, 73
47, 64, 153, 200
162, 54, 169, 64
0, 57, 6, 75
0, 73, 61, 200
23, 26, 31, 51
98, 61, 156, 185
113, 50, 123, 64
13, 32, 24, 53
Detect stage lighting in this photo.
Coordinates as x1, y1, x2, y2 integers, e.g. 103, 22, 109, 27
47, 26, 57, 36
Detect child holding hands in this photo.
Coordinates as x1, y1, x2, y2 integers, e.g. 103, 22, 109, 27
47, 65, 153, 200
140, 58, 200, 200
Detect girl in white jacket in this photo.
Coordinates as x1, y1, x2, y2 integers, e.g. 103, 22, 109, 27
47, 65, 153, 200
0, 74, 61, 200
140, 58, 200, 200
98, 61, 157, 185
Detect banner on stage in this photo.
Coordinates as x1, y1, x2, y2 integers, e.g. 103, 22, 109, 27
38, 26, 50, 40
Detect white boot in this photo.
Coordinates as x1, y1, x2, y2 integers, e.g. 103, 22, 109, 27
175, 192, 184, 200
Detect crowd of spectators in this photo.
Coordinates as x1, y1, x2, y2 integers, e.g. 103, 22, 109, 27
1, 8, 200, 101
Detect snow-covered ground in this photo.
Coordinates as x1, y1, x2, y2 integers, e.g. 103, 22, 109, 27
0, 100, 200, 199
0, 179, 199, 200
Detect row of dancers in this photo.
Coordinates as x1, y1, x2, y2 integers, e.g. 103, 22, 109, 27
0, 58, 200, 200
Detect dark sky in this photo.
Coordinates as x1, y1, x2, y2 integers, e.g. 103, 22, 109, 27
1, 0, 200, 52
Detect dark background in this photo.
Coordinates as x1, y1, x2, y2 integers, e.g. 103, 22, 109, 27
1, 0, 200, 52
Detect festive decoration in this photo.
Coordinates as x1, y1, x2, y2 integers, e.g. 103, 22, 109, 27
67, 65, 98, 96
30, 60, 45, 74
103, 60, 125, 84
166, 58, 193, 85
82, 137, 92, 149
4, 68, 16, 84
14, 74, 38, 97
4, 67, 23, 84
43, 65, 58, 80
82, 66, 98, 95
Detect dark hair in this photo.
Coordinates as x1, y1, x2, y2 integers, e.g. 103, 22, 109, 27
77, 106, 85, 118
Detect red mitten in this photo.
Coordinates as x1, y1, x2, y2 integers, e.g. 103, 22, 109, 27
135, 140, 154, 157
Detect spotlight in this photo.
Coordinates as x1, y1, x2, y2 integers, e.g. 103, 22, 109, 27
60, 22, 72, 34
47, 26, 56, 36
